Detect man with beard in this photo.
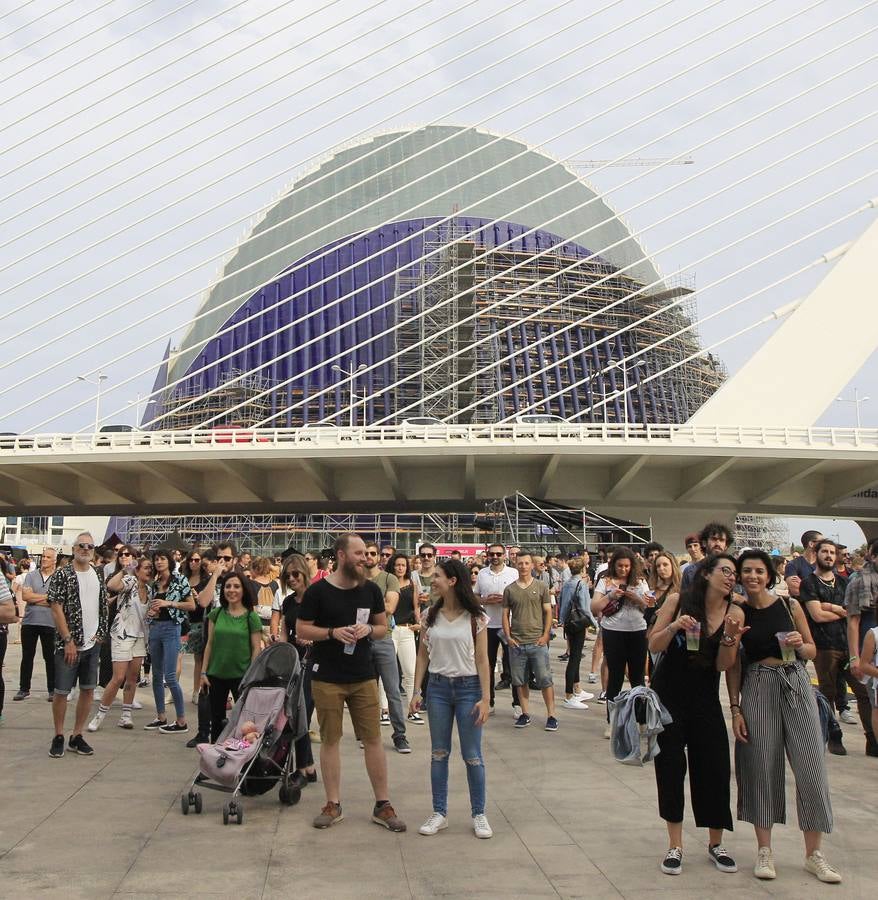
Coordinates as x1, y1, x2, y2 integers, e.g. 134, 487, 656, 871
680, 523, 733, 591
297, 533, 406, 832
801, 539, 877, 756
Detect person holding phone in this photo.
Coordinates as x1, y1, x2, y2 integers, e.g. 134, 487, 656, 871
410, 559, 492, 839
591, 547, 650, 737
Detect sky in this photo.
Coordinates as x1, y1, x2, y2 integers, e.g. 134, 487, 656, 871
0, 0, 876, 545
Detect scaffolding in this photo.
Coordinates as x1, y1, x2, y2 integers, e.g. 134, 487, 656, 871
733, 514, 790, 553
394, 221, 725, 424
154, 369, 274, 431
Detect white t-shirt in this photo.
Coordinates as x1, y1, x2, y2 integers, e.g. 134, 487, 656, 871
76, 567, 101, 650
474, 565, 518, 629
595, 577, 649, 633
423, 611, 489, 677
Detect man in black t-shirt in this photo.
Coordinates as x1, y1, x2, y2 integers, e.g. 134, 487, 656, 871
297, 533, 406, 832
801, 539, 876, 756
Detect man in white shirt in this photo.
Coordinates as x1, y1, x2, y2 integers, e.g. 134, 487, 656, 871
475, 544, 519, 712
47, 533, 108, 758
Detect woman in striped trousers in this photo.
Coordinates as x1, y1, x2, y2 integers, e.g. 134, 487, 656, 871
726, 550, 840, 884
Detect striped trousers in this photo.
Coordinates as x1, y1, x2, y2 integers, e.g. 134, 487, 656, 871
735, 661, 833, 833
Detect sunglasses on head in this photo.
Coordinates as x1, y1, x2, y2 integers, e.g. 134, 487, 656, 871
76, 542, 95, 550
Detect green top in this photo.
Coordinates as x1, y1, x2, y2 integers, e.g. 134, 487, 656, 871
205, 607, 262, 679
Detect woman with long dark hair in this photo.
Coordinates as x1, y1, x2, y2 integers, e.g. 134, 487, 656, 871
388, 553, 420, 718
144, 548, 195, 734
727, 549, 839, 884
591, 547, 649, 736
181, 548, 208, 703
200, 572, 263, 742
410, 559, 492, 839
648, 554, 743, 877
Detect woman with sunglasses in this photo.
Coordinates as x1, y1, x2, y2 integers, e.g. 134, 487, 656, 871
144, 548, 195, 734
271, 554, 317, 788
648, 554, 742, 878
304, 551, 327, 585
181, 549, 209, 704
727, 549, 839, 884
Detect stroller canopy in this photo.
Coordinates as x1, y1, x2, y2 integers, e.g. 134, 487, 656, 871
239, 642, 300, 693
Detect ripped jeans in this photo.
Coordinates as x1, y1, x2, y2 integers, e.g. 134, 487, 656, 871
427, 672, 486, 816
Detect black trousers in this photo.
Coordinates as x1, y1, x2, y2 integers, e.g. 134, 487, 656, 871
19, 624, 55, 693
602, 629, 647, 719
207, 676, 242, 742
0, 632, 7, 716
653, 705, 732, 830
486, 628, 520, 707
564, 626, 587, 694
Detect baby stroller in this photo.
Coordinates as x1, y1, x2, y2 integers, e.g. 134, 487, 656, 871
181, 642, 307, 825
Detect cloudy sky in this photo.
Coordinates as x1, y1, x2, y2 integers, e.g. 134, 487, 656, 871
1, 0, 876, 545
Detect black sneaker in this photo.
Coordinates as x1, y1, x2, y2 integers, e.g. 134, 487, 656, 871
186, 733, 208, 748
49, 734, 65, 758
159, 721, 189, 734
558, 653, 569, 661
13, 690, 29, 701
708, 844, 738, 873
143, 718, 166, 730
495, 678, 511, 690
68, 734, 94, 756
544, 716, 559, 732
661, 847, 683, 875
828, 738, 847, 756
393, 734, 412, 754
514, 713, 531, 728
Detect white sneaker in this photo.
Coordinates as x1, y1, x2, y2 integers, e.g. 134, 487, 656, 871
562, 698, 589, 710
587, 673, 598, 683
87, 710, 106, 732
132, 699, 143, 710
575, 690, 595, 701
754, 846, 776, 880
805, 851, 842, 883
838, 709, 857, 725
118, 711, 133, 729
512, 705, 523, 719
473, 814, 493, 839
419, 812, 448, 835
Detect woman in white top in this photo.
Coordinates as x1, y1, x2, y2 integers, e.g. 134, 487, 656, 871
410, 559, 493, 840
860, 626, 878, 742
591, 547, 650, 735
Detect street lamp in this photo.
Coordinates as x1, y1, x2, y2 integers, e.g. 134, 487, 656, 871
127, 394, 143, 425
606, 359, 646, 433
835, 388, 871, 428
77, 370, 109, 433
331, 363, 367, 428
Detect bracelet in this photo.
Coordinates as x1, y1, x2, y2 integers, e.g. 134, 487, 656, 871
720, 633, 737, 646
327, 628, 334, 641
413, 689, 422, 696
849, 655, 859, 663
731, 710, 742, 718
729, 704, 741, 710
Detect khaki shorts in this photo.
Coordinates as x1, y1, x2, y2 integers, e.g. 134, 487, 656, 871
311, 678, 381, 745
111, 635, 147, 662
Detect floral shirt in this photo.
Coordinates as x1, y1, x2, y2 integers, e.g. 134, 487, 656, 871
152, 572, 192, 626
47, 564, 109, 652
111, 573, 153, 641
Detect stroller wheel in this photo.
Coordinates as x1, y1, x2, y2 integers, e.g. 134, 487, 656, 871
222, 803, 230, 825
180, 793, 190, 816
193, 792, 203, 814
236, 804, 244, 825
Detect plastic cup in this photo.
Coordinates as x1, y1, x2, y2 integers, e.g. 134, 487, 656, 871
776, 632, 796, 662
686, 621, 701, 651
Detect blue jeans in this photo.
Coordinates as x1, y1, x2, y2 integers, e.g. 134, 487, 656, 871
509, 642, 553, 689
427, 673, 486, 817
148, 621, 185, 719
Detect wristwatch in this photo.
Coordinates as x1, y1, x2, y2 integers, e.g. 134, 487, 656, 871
62, 634, 73, 644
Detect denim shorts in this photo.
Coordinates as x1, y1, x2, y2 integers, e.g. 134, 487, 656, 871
53, 644, 101, 695
509, 642, 553, 689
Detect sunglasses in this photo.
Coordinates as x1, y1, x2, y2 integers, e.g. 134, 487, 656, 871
381, 552, 392, 558
118, 551, 132, 557
190, 557, 201, 562
219, 555, 234, 561
419, 552, 434, 558
488, 552, 504, 557
76, 542, 95, 550
365, 551, 378, 556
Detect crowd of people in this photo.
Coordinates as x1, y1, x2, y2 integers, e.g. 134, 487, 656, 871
1, 523, 876, 885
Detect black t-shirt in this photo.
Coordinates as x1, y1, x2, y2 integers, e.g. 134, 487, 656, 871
298, 578, 385, 683
189, 578, 210, 623
800, 572, 848, 651
394, 584, 416, 626
154, 590, 171, 623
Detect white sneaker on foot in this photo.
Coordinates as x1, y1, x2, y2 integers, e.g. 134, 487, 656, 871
562, 698, 589, 710
587, 673, 598, 683
418, 812, 448, 835
473, 814, 493, 839
575, 690, 595, 701
754, 846, 776, 880
87, 710, 106, 732
118, 711, 133, 729
512, 705, 523, 719
132, 699, 143, 710
838, 709, 857, 725
805, 851, 841, 883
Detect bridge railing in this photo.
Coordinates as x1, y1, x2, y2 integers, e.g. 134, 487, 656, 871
1, 423, 877, 453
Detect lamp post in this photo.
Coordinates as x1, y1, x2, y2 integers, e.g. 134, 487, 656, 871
77, 371, 108, 433
606, 358, 646, 435
127, 393, 143, 425
835, 388, 870, 428
331, 363, 367, 428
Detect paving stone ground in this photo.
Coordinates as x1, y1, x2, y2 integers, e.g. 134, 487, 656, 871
1, 636, 875, 898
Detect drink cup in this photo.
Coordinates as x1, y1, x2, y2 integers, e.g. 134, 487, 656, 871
686, 621, 701, 652
776, 632, 796, 662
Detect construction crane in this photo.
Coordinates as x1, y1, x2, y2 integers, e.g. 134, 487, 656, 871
568, 157, 694, 170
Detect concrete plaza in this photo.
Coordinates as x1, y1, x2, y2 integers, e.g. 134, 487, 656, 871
0, 637, 875, 899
